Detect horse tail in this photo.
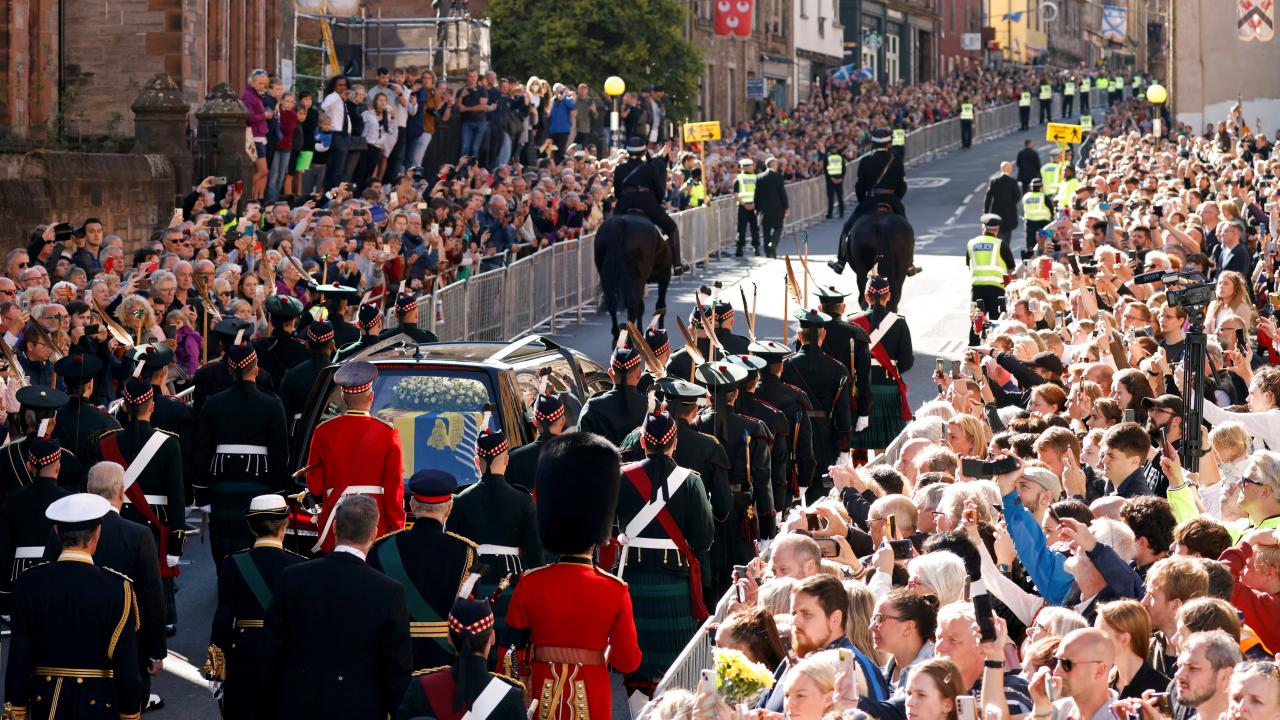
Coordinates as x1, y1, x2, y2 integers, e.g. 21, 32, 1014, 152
598, 216, 639, 315
878, 214, 895, 279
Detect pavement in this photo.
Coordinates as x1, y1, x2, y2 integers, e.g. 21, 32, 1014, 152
0, 121, 1063, 720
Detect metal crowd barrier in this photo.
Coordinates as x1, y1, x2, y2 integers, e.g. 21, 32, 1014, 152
651, 588, 735, 698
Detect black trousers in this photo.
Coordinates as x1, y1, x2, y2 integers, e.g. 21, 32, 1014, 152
1063, 94, 1074, 117
737, 205, 760, 250
961, 119, 973, 148
762, 218, 784, 258
616, 190, 682, 265
1080, 92, 1090, 113
970, 285, 1006, 345
1039, 100, 1052, 124
1019, 106, 1030, 130
826, 177, 845, 217
1025, 219, 1050, 251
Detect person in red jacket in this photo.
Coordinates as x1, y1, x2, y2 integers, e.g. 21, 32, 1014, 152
304, 360, 405, 552
505, 432, 641, 720
1218, 527, 1280, 655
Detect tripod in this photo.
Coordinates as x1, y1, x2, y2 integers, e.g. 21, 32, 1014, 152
1179, 308, 1207, 473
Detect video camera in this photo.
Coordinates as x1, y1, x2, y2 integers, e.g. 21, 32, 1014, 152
1166, 282, 1214, 310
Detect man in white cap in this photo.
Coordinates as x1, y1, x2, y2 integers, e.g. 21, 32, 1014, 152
733, 157, 761, 256
5, 493, 144, 719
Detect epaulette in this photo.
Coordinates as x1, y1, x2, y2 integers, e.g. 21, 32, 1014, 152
102, 566, 134, 585
410, 665, 451, 678
695, 430, 721, 446
756, 398, 783, 415
96, 428, 123, 441
521, 563, 554, 579
490, 671, 524, 690
783, 381, 806, 395
592, 565, 627, 587
157, 428, 179, 438
373, 527, 408, 544
446, 530, 478, 548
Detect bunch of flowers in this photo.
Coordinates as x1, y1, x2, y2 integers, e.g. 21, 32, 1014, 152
391, 376, 489, 413
712, 648, 774, 705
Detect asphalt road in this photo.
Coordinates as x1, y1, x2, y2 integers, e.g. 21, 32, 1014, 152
0, 120, 1062, 720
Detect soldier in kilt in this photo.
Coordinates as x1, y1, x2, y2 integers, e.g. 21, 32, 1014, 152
613, 407, 713, 698
848, 274, 914, 452
782, 310, 851, 501
195, 342, 291, 569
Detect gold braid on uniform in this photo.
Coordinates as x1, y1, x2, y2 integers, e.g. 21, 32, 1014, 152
204, 645, 227, 682
2, 702, 28, 720
107, 580, 133, 659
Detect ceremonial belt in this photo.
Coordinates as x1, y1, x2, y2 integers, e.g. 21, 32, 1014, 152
477, 544, 520, 557
615, 465, 691, 578
461, 676, 514, 720
215, 444, 269, 455
32, 667, 112, 679
619, 463, 710, 622
850, 313, 912, 421
232, 553, 273, 612
871, 189, 896, 195
532, 646, 607, 667
124, 494, 168, 506
375, 538, 453, 652
99, 431, 180, 579
13, 547, 42, 560
314, 485, 386, 552
625, 537, 679, 551
234, 619, 265, 629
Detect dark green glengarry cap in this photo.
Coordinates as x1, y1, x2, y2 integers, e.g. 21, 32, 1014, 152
692, 361, 749, 390
794, 308, 832, 328
655, 377, 707, 404
265, 294, 305, 319
16, 386, 68, 410
815, 284, 850, 304
725, 353, 767, 378
747, 339, 791, 361
129, 343, 174, 370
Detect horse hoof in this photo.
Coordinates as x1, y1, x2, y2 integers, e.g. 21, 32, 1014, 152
827, 260, 845, 275
907, 265, 922, 276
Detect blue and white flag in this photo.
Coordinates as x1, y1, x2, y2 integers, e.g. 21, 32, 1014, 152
831, 64, 856, 82
1102, 4, 1127, 43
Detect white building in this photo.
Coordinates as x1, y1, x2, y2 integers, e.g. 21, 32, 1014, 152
794, 0, 845, 103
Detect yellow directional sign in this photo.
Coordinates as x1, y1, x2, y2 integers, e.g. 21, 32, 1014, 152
1046, 122, 1083, 144
683, 121, 722, 143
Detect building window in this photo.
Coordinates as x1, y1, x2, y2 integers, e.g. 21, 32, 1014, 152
728, 67, 736, 125
819, 17, 825, 37
860, 41, 877, 79
885, 33, 899, 84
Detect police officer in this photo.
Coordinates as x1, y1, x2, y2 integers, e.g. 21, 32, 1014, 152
682, 167, 707, 209
127, 344, 198, 506
195, 342, 290, 567
381, 290, 438, 344
450, 424, 543, 648
1063, 77, 1076, 117
52, 354, 118, 460
613, 137, 687, 273
1080, 75, 1092, 113
304, 361, 404, 553
334, 303, 384, 362
713, 300, 751, 356
194, 317, 274, 413
614, 406, 713, 697
781, 310, 850, 487
578, 344, 647, 447
4, 493, 143, 720
97, 378, 186, 630
1097, 75, 1110, 106
506, 391, 566, 494
691, 362, 772, 595
959, 96, 975, 148
206, 494, 305, 720
666, 307, 713, 382
280, 321, 335, 434
368, 469, 476, 672
1040, 149, 1062, 200
734, 158, 761, 257
1019, 88, 1032, 130
254, 295, 309, 391
1111, 73, 1125, 106
1039, 78, 1053, 124
397, 597, 525, 720
1080, 111, 1094, 134
752, 340, 814, 512
891, 127, 906, 162
825, 145, 846, 219
1055, 164, 1081, 209
848, 274, 915, 453
843, 129, 907, 234
967, 214, 1014, 345
0, 386, 84, 501
0, 437, 69, 613
815, 286, 872, 445
1022, 177, 1055, 252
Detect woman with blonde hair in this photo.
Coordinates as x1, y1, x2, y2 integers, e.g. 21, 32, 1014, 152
1095, 599, 1169, 698
782, 650, 842, 720
844, 581, 883, 665
115, 294, 163, 343
1206, 270, 1255, 333
944, 413, 989, 457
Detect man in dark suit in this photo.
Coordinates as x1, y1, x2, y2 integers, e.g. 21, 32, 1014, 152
263, 494, 412, 720
1015, 140, 1042, 193
1216, 221, 1251, 279
755, 156, 790, 259
984, 161, 1023, 244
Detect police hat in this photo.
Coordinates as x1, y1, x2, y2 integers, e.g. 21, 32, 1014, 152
625, 137, 647, 155
28, 436, 61, 469
245, 494, 289, 519
407, 469, 458, 504
448, 596, 495, 636
1029, 178, 1043, 190
693, 361, 749, 391
214, 317, 255, 343
980, 213, 1003, 228
476, 426, 509, 459
794, 309, 832, 328
45, 493, 111, 531
611, 344, 642, 373
129, 343, 174, 371
265, 294, 305, 320
815, 285, 850, 306
333, 360, 377, 394
305, 321, 335, 345
871, 128, 892, 145
644, 327, 670, 356
16, 386, 68, 411
534, 433, 620, 555
748, 339, 792, 361
533, 392, 565, 424
655, 377, 706, 405
641, 406, 677, 448
227, 343, 257, 371
121, 378, 154, 407
355, 304, 383, 330
54, 353, 103, 384
738, 158, 754, 168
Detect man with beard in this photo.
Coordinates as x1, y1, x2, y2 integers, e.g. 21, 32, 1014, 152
759, 574, 889, 711
1171, 630, 1239, 720
1140, 394, 1184, 495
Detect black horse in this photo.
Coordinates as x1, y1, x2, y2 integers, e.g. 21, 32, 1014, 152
594, 210, 672, 339
839, 207, 916, 312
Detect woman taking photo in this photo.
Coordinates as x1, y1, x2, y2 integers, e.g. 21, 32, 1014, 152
358, 92, 397, 191
870, 589, 938, 695
1095, 599, 1169, 699
1201, 367, 1280, 451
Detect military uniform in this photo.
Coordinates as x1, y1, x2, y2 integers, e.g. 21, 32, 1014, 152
381, 290, 439, 345
4, 494, 143, 720
0, 439, 71, 613
848, 277, 915, 450
335, 303, 385, 363
782, 315, 851, 478
505, 438, 546, 494
754, 344, 816, 511
205, 496, 305, 720
0, 387, 85, 502
613, 137, 682, 269
280, 321, 336, 435
193, 318, 276, 413
846, 131, 906, 231
577, 345, 647, 447
53, 355, 119, 460
712, 301, 751, 356
816, 287, 873, 430
614, 423, 713, 685
195, 344, 291, 566
666, 337, 712, 384
369, 510, 475, 670
253, 296, 310, 394
730, 354, 793, 515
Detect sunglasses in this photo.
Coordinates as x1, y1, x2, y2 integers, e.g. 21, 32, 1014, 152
1051, 657, 1102, 673
1240, 476, 1266, 488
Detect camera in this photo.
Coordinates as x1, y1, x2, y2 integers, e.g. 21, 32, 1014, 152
1167, 282, 1214, 310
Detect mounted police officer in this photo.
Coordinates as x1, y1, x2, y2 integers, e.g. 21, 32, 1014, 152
578, 344, 647, 448
613, 136, 688, 274
967, 213, 1015, 345
279, 320, 336, 435
848, 273, 915, 454
752, 340, 815, 512
825, 145, 846, 219
381, 289, 438, 344
334, 303, 384, 362
840, 129, 907, 250
781, 310, 850, 499
53, 354, 118, 460
1022, 177, 1055, 252
254, 295, 309, 391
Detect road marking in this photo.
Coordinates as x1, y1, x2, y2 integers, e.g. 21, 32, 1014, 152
910, 177, 952, 189
962, 194, 973, 205
973, 182, 987, 194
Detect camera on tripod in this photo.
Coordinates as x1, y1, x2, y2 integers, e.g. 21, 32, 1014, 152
1167, 281, 1214, 310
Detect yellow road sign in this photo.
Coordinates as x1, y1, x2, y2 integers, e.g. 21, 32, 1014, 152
1046, 122, 1083, 144
683, 121, 722, 143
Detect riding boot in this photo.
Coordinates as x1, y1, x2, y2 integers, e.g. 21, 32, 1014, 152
667, 230, 689, 276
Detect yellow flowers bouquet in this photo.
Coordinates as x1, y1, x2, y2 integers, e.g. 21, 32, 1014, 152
712, 648, 775, 705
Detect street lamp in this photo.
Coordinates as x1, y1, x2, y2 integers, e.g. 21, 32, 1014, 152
605, 75, 626, 151
1148, 83, 1167, 145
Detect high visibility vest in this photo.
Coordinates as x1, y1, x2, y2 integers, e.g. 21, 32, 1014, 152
1055, 177, 1080, 207
1064, 82, 1076, 96
1019, 92, 1031, 107
968, 234, 1009, 288
1039, 84, 1052, 100
687, 182, 706, 208
1081, 78, 1092, 91
1080, 114, 1093, 131
1023, 192, 1052, 221
827, 154, 844, 177
1114, 76, 1125, 89
1097, 78, 1109, 90
1132, 76, 1141, 89
960, 103, 974, 120
737, 173, 757, 205
1040, 163, 1060, 194
892, 129, 906, 146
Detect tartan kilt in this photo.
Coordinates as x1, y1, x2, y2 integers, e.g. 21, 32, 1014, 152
850, 384, 908, 450
209, 481, 271, 565
627, 570, 699, 678
163, 577, 177, 627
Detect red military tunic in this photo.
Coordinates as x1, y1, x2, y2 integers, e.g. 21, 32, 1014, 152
506, 556, 641, 720
305, 410, 405, 552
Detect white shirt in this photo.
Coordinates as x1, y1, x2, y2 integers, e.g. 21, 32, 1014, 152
321, 92, 348, 134
1200, 400, 1280, 451
333, 544, 367, 561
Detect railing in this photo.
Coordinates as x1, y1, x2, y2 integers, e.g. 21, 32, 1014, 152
388, 89, 1106, 343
